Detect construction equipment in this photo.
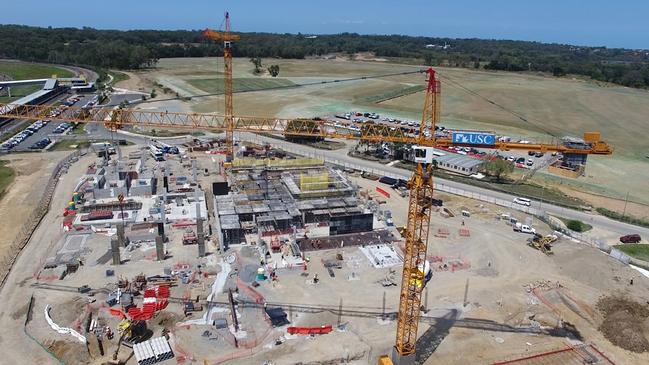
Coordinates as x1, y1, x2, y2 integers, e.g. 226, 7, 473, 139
203, 12, 239, 161
0, 66, 614, 364
183, 301, 204, 315
112, 319, 132, 361
528, 234, 558, 255
182, 228, 198, 245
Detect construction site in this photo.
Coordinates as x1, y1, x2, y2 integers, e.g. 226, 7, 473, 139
4, 136, 648, 365
1, 11, 649, 365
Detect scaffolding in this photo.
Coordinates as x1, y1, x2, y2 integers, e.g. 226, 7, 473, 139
300, 172, 329, 191
232, 157, 324, 169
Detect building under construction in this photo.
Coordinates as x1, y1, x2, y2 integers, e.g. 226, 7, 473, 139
214, 158, 375, 249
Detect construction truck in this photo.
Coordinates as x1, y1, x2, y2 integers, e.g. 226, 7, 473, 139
182, 228, 198, 245
528, 234, 558, 255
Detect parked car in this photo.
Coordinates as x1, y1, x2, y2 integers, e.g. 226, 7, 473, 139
526, 159, 534, 166
516, 157, 526, 164
620, 234, 642, 244
513, 197, 531, 206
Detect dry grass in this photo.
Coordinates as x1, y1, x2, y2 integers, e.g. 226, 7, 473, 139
136, 58, 649, 205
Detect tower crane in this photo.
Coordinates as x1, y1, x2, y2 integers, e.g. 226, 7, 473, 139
0, 69, 612, 365
202, 11, 239, 161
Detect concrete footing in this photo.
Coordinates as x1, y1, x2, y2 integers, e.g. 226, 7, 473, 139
390, 347, 415, 365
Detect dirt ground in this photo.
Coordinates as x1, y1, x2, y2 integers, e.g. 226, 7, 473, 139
0, 151, 97, 365
345, 175, 649, 364
0, 152, 69, 259
1, 143, 649, 364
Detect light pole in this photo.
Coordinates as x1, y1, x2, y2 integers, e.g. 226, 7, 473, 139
622, 191, 629, 219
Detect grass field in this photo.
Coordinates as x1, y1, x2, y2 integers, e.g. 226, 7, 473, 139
0, 84, 41, 102
0, 161, 16, 198
614, 244, 649, 262
0, 60, 74, 80
0, 60, 74, 102
135, 57, 649, 207
108, 70, 130, 86
187, 77, 296, 94
362, 84, 425, 103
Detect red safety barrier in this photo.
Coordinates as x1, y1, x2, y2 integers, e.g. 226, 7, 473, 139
376, 187, 390, 198
157, 285, 170, 298
143, 288, 156, 298
109, 308, 126, 319
287, 325, 333, 335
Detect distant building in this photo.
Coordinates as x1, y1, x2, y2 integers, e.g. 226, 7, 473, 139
404, 147, 485, 176
424, 43, 450, 50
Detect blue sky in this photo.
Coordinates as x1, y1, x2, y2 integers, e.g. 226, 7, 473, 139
2, 0, 647, 49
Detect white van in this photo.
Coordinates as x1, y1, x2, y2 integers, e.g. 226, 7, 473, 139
513, 197, 531, 206
514, 222, 536, 234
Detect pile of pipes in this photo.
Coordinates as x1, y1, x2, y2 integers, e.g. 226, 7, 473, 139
133, 337, 173, 365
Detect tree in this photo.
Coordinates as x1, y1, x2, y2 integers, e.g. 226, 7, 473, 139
484, 159, 514, 182
566, 220, 586, 232
150, 89, 157, 99
552, 66, 566, 77
267, 64, 280, 77
423, 53, 434, 66
250, 57, 263, 74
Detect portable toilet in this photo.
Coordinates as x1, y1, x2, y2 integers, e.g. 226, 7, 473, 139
256, 268, 266, 281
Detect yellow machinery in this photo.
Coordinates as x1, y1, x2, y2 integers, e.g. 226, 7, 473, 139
0, 66, 613, 364
528, 234, 558, 255
202, 12, 239, 161
112, 319, 132, 361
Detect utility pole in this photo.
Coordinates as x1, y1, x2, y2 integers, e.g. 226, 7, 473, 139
622, 191, 629, 218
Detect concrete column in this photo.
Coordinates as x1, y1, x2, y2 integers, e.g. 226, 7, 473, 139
117, 223, 126, 247
157, 221, 165, 241
192, 159, 197, 184
155, 236, 164, 261
196, 202, 205, 257
111, 237, 121, 265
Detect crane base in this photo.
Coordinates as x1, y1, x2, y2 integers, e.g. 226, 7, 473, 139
390, 347, 416, 365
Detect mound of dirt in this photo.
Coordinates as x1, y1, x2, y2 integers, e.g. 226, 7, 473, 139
47, 340, 91, 364
597, 295, 649, 353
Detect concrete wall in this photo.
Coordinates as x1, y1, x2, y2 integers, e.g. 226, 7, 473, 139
92, 187, 129, 200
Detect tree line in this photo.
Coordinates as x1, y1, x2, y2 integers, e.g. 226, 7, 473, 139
1, 25, 648, 88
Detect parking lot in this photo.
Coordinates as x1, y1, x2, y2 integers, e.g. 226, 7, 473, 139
3, 93, 97, 152
329, 110, 560, 170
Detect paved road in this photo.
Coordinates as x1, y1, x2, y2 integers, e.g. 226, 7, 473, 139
239, 132, 649, 239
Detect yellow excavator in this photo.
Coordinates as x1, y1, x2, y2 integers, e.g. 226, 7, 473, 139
528, 234, 558, 255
